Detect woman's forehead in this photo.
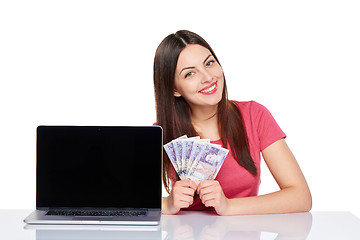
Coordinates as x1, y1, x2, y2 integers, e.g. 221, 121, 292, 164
176, 44, 212, 68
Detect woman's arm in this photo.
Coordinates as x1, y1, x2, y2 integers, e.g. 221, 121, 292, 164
197, 139, 312, 215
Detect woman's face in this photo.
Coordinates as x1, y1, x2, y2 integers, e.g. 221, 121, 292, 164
174, 44, 224, 109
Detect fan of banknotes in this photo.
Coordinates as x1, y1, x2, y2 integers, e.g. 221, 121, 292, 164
164, 135, 229, 184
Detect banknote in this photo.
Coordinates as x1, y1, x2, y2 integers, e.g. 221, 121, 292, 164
164, 136, 228, 184
181, 136, 200, 176
187, 139, 210, 172
187, 143, 229, 185
172, 139, 184, 178
163, 135, 187, 176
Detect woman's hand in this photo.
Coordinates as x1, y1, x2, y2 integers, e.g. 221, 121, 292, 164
197, 180, 230, 215
163, 179, 197, 215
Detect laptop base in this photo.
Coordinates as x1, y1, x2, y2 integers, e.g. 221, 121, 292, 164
24, 209, 161, 225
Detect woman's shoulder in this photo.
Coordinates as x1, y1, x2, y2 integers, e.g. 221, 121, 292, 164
231, 100, 275, 123
231, 100, 267, 113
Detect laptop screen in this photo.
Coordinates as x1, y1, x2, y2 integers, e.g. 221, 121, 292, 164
36, 126, 162, 209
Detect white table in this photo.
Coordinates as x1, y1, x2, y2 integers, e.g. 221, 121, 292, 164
1, 210, 359, 239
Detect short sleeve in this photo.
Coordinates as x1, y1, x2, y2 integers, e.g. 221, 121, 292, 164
250, 101, 286, 151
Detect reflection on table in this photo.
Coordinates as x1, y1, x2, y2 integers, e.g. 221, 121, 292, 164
25, 210, 313, 240
26, 224, 163, 240
1, 210, 360, 240
162, 210, 313, 240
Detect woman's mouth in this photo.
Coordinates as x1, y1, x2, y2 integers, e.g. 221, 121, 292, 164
199, 82, 217, 95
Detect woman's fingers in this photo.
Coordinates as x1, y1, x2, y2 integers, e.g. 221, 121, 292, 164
167, 179, 197, 214
197, 180, 229, 215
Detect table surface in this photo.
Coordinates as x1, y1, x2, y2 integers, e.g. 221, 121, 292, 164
0, 210, 359, 240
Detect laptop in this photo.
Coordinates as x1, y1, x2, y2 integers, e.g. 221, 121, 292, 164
24, 126, 162, 225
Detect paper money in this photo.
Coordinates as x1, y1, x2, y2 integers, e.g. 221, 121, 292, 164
187, 143, 229, 185
187, 139, 210, 172
164, 136, 228, 184
181, 137, 200, 175
163, 135, 187, 176
172, 140, 182, 172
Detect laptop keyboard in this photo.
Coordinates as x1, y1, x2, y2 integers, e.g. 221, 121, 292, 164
46, 210, 147, 217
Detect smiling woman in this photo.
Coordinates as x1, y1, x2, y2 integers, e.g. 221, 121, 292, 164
173, 44, 224, 108
153, 30, 312, 216
153, 30, 256, 182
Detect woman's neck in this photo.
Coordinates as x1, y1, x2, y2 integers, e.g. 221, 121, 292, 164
190, 105, 220, 141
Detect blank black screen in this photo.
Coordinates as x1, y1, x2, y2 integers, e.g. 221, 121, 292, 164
36, 126, 162, 209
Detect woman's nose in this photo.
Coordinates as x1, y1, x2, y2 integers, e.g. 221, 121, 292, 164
200, 68, 213, 83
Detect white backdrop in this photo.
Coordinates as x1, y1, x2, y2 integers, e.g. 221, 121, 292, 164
1, 0, 359, 217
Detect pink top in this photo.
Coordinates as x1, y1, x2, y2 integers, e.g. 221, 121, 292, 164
185, 101, 286, 211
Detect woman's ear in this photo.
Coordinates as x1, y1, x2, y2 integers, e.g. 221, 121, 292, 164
174, 89, 182, 97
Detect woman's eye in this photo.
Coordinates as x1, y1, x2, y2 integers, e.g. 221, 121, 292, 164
185, 72, 194, 78
206, 60, 214, 66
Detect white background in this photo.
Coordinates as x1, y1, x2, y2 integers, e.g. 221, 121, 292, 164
1, 1, 359, 217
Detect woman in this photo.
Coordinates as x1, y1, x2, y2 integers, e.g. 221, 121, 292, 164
153, 30, 312, 215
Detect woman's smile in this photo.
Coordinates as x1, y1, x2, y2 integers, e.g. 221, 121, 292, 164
199, 81, 217, 95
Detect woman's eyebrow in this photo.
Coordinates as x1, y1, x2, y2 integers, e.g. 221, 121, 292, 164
203, 54, 213, 64
179, 54, 213, 75
179, 66, 195, 75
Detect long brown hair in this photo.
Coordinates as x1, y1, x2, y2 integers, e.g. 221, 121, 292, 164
153, 30, 257, 193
